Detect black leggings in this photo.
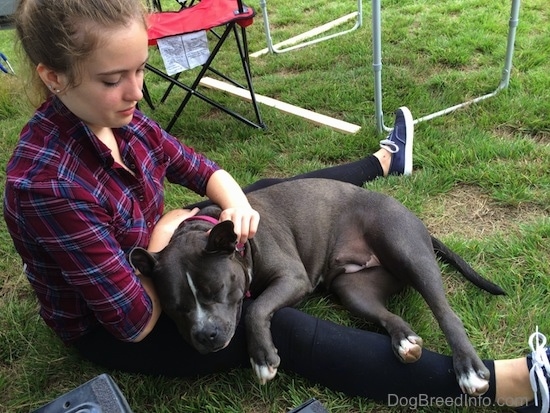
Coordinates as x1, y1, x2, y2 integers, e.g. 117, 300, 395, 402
74, 306, 496, 403
188, 155, 384, 209
73, 155, 497, 404
244, 155, 384, 191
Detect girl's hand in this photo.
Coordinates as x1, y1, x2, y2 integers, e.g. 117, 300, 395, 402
205, 170, 261, 245
219, 206, 260, 245
148, 207, 200, 252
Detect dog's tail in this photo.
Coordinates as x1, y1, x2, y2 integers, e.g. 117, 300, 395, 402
431, 236, 506, 295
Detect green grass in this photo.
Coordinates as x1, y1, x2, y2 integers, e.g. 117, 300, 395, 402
1, 0, 549, 411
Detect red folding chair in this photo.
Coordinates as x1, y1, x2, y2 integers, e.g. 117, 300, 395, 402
145, 0, 265, 131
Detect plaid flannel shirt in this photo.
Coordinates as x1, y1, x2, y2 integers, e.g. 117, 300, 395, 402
4, 96, 220, 343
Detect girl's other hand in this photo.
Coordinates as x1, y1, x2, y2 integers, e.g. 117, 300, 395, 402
148, 207, 200, 252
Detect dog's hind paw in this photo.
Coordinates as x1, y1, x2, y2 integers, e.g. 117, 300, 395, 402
397, 335, 423, 363
251, 359, 278, 385
458, 369, 489, 396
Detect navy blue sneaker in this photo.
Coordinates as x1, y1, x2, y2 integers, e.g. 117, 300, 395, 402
379, 106, 414, 175
515, 328, 550, 413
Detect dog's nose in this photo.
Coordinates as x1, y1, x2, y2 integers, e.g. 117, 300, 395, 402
195, 326, 223, 351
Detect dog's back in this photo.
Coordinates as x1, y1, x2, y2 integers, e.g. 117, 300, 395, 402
245, 178, 430, 290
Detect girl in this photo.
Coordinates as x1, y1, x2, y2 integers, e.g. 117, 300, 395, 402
5, 0, 548, 411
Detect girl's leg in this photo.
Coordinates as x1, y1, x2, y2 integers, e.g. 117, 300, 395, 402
273, 307, 543, 410
494, 358, 533, 407
74, 303, 543, 409
187, 156, 383, 209
188, 107, 414, 209
242, 106, 414, 192
496, 329, 550, 411
239, 156, 382, 195
270, 306, 497, 404
74, 303, 497, 403
72, 312, 250, 377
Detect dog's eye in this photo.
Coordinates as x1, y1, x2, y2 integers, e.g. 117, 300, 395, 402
207, 283, 224, 297
196, 283, 226, 305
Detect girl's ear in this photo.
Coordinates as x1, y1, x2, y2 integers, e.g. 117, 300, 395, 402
36, 63, 66, 92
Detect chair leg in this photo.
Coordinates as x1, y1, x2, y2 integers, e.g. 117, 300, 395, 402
160, 72, 180, 104
234, 24, 264, 129
147, 62, 249, 121
141, 81, 155, 110
147, 0, 162, 11
164, 25, 234, 131
154, 23, 265, 132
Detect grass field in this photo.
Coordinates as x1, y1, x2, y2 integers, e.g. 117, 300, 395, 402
0, 0, 549, 411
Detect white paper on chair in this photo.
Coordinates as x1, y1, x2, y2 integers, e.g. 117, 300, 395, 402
156, 31, 210, 76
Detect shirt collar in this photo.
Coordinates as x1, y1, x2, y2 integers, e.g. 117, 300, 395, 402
48, 95, 129, 168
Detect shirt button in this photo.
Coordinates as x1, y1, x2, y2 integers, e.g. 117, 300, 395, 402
138, 196, 144, 201
146, 221, 152, 228
130, 164, 136, 170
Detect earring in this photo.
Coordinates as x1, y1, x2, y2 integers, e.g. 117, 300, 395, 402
49, 85, 61, 93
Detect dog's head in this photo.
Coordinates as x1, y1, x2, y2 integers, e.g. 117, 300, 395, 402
129, 220, 252, 354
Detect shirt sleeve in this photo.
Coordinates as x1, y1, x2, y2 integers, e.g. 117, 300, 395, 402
17, 187, 153, 342
159, 128, 221, 195
128, 110, 222, 197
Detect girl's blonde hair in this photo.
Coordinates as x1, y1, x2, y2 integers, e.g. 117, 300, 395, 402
15, 0, 148, 103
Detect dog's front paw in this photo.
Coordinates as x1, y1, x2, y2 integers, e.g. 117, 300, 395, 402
246, 323, 281, 384
454, 355, 490, 396
251, 358, 279, 384
250, 350, 280, 384
396, 335, 423, 363
457, 368, 490, 396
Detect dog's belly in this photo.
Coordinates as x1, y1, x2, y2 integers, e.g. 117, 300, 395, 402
248, 182, 391, 288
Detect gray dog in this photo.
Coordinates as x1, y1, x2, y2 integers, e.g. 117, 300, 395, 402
130, 178, 504, 396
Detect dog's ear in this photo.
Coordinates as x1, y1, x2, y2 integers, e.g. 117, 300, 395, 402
205, 221, 238, 254
129, 247, 159, 277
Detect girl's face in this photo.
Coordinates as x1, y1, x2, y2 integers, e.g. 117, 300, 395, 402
57, 19, 148, 135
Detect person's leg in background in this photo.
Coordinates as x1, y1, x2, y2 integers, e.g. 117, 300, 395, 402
189, 107, 414, 210
243, 107, 413, 192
